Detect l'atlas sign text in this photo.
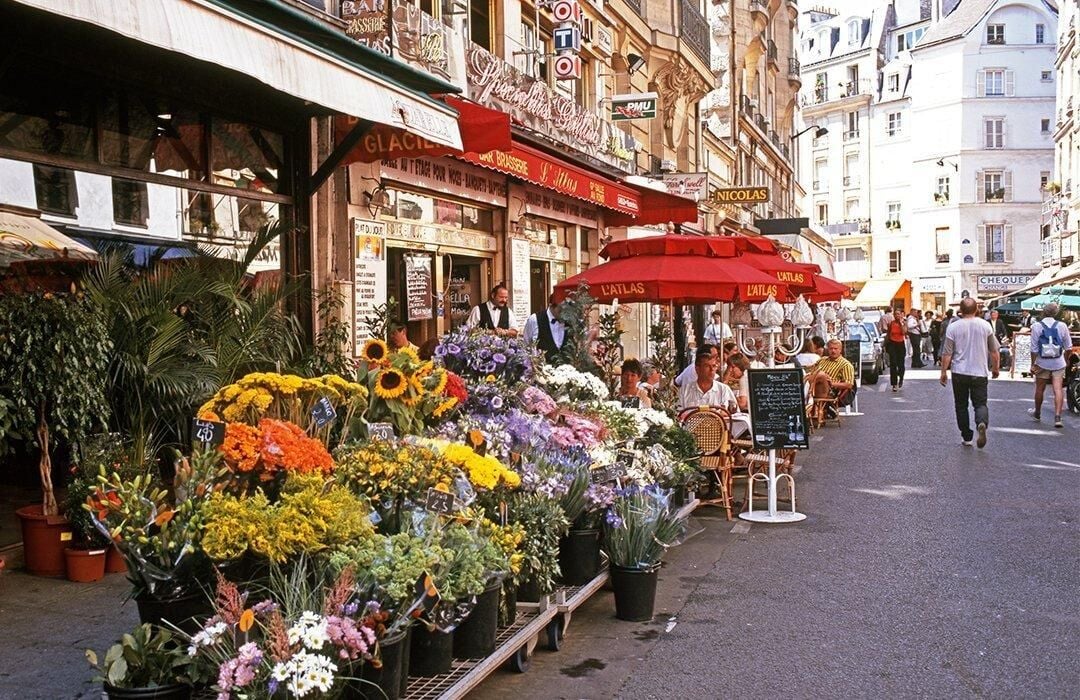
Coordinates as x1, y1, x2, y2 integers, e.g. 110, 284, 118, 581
710, 186, 770, 205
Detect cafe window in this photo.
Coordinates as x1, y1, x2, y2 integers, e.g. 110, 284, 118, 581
112, 178, 149, 227
33, 165, 79, 217
210, 118, 282, 194
185, 192, 215, 235
386, 189, 493, 232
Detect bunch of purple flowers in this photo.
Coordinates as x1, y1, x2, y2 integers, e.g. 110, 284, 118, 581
435, 328, 537, 386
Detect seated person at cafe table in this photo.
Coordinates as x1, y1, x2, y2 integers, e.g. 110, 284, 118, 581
678, 348, 751, 436
722, 352, 752, 412
808, 339, 856, 413
674, 343, 717, 387
616, 358, 653, 409
794, 339, 821, 369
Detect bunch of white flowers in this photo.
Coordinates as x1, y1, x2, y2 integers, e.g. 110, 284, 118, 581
537, 364, 609, 403
286, 611, 330, 650
270, 648, 338, 698
637, 444, 678, 484
186, 621, 227, 657
636, 408, 674, 431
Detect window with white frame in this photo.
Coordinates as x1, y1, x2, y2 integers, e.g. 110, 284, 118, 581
846, 110, 859, 138
887, 112, 902, 136
887, 74, 900, 92
835, 246, 866, 262
516, 20, 539, 75
982, 223, 1009, 263
979, 68, 1014, 97
848, 20, 861, 46
816, 201, 829, 225
984, 117, 1004, 148
888, 250, 902, 273
887, 201, 901, 227
844, 152, 859, 185
979, 170, 1012, 202
845, 197, 860, 218
1041, 171, 1050, 190
935, 176, 951, 202
986, 24, 1005, 45
814, 158, 827, 188
935, 227, 951, 263
1035, 23, 1045, 44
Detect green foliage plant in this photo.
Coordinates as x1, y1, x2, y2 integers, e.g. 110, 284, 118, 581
86, 623, 190, 689
0, 291, 111, 515
508, 492, 569, 595
647, 316, 679, 412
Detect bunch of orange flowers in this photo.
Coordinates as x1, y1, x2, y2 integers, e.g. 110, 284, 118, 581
220, 418, 333, 485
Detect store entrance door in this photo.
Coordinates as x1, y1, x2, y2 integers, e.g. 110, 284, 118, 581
446, 255, 490, 332
530, 260, 549, 317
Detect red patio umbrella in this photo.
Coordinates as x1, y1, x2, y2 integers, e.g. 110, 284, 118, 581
798, 273, 850, 302
553, 254, 789, 305
600, 234, 739, 260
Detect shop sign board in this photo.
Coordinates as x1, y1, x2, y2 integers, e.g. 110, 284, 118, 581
595, 26, 614, 56
611, 93, 658, 121
404, 253, 434, 321
661, 172, 709, 201
710, 186, 770, 204
513, 184, 599, 226
510, 237, 531, 333
976, 274, 1034, 291
384, 221, 497, 252
352, 219, 388, 350
466, 44, 635, 172
381, 157, 507, 207
341, 1, 459, 84
529, 242, 571, 261
747, 368, 810, 451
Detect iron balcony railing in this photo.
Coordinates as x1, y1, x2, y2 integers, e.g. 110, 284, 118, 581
788, 57, 800, 77
679, 0, 710, 65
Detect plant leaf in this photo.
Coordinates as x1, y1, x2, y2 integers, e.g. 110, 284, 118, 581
107, 657, 128, 686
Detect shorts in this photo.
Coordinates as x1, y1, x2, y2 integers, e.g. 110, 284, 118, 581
1033, 366, 1066, 381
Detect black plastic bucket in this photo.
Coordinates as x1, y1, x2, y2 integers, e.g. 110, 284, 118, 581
398, 625, 412, 697
104, 684, 192, 700
610, 564, 660, 622
500, 581, 517, 626
558, 528, 601, 585
453, 581, 501, 659
358, 628, 407, 699
409, 626, 454, 677
134, 591, 213, 636
516, 577, 542, 603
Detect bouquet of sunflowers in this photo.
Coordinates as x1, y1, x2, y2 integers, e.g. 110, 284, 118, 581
357, 340, 458, 436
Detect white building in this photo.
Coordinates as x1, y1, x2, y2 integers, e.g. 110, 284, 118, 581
798, 0, 1058, 310
1047, 0, 1079, 280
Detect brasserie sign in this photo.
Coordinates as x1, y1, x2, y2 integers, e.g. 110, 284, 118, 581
341, 0, 454, 83
466, 44, 635, 172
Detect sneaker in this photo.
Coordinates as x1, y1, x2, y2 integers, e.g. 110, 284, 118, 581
892, 386, 898, 393
1055, 416, 1064, 428
961, 439, 973, 446
899, 380, 904, 389
976, 423, 987, 448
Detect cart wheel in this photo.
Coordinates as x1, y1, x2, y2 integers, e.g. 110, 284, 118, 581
510, 645, 531, 673
545, 616, 564, 651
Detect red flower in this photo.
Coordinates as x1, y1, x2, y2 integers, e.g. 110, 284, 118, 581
443, 371, 469, 403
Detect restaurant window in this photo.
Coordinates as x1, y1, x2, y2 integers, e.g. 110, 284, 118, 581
210, 118, 283, 194
33, 165, 78, 217
112, 178, 149, 227
469, 0, 493, 51
386, 189, 493, 232
186, 191, 215, 235
0, 68, 95, 160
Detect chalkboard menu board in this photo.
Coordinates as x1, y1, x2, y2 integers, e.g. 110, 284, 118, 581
404, 254, 433, 321
747, 368, 809, 450
843, 340, 862, 381
1012, 332, 1032, 376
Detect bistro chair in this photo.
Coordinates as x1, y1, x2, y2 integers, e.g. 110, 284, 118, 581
806, 370, 846, 429
678, 406, 735, 520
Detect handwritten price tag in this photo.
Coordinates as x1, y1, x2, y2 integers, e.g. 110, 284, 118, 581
424, 488, 456, 515
192, 418, 226, 448
311, 397, 337, 428
368, 422, 395, 441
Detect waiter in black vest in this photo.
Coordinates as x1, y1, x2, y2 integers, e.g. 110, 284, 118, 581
464, 283, 519, 337
524, 294, 569, 362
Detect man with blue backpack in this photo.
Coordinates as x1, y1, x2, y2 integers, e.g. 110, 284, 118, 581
1030, 302, 1071, 429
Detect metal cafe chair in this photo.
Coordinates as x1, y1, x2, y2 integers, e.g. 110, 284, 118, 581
678, 406, 737, 520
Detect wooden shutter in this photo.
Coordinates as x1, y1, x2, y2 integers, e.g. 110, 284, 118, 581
1004, 224, 1014, 263
976, 70, 986, 97
1005, 70, 1015, 96
978, 224, 987, 262
1000, 117, 1006, 148
1004, 170, 1013, 201
976, 171, 985, 202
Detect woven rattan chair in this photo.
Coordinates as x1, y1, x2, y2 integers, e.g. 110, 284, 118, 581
678, 407, 735, 520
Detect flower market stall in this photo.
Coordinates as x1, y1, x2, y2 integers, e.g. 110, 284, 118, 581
74, 296, 702, 699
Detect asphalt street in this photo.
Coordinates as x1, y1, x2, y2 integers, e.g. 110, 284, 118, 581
476, 371, 1080, 699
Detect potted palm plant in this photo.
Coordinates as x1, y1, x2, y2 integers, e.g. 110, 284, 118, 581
602, 485, 688, 621
0, 291, 111, 576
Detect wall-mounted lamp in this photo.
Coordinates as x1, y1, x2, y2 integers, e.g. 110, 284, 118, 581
936, 158, 959, 172
792, 125, 828, 140
626, 52, 646, 76
358, 176, 391, 218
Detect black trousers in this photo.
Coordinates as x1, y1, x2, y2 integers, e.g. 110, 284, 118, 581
910, 334, 925, 367
951, 373, 989, 441
932, 336, 942, 364
886, 340, 907, 387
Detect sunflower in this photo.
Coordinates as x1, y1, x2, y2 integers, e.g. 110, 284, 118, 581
432, 397, 458, 418
401, 390, 423, 408
396, 346, 421, 364
362, 339, 390, 364
429, 368, 448, 396
374, 368, 407, 399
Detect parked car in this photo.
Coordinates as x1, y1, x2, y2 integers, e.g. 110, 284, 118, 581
846, 322, 883, 384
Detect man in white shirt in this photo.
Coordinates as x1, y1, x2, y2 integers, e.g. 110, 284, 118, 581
940, 297, 999, 447
678, 348, 737, 413
1029, 301, 1070, 428
464, 284, 519, 337
674, 343, 716, 388
523, 294, 566, 362
703, 310, 732, 345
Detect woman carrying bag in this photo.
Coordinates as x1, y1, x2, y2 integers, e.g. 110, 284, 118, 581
886, 309, 908, 392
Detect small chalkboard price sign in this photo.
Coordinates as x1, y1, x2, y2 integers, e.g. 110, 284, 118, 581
590, 462, 627, 484
618, 396, 641, 409
368, 422, 395, 441
192, 418, 226, 448
425, 488, 456, 515
843, 339, 862, 377
311, 397, 337, 428
747, 368, 810, 450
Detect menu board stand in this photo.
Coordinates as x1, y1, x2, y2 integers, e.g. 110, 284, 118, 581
739, 331, 807, 525
842, 339, 865, 417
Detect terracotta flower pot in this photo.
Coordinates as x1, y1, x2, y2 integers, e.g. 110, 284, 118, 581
15, 505, 72, 577
105, 544, 127, 574
64, 547, 107, 583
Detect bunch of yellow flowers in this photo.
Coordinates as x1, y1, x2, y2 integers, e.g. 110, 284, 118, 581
333, 439, 458, 504
200, 372, 368, 433
481, 519, 526, 577
438, 442, 521, 491
358, 342, 453, 435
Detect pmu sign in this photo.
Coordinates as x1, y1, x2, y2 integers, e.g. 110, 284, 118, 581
710, 186, 770, 204
611, 93, 658, 121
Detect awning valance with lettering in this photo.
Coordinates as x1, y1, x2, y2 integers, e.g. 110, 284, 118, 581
12, 0, 463, 150
0, 210, 98, 266
605, 185, 700, 227
335, 96, 512, 164
853, 277, 910, 307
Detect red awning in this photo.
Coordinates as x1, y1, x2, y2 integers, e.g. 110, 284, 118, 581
461, 140, 642, 215
605, 185, 700, 227
738, 252, 817, 291
600, 234, 738, 259
553, 255, 789, 305
333, 96, 512, 164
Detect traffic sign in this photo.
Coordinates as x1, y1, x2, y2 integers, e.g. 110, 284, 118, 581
553, 26, 582, 53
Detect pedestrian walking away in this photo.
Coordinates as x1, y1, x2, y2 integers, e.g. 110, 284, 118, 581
885, 309, 908, 391
940, 297, 1000, 447
927, 311, 943, 365
908, 309, 925, 368
1029, 301, 1070, 428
